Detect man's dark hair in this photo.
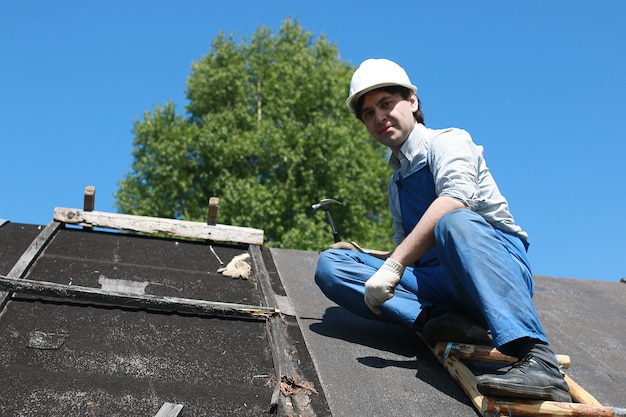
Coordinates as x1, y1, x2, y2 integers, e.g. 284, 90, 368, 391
354, 85, 425, 125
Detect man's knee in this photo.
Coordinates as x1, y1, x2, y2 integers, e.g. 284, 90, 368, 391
314, 249, 347, 294
436, 208, 477, 236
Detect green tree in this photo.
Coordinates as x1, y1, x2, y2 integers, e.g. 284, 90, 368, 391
115, 18, 395, 251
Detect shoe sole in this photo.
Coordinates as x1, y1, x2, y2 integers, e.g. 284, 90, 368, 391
477, 381, 572, 403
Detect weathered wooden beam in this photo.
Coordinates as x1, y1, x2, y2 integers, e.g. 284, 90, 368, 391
433, 342, 570, 369
250, 245, 287, 407
0, 221, 62, 310
249, 245, 316, 415
564, 374, 603, 407
424, 337, 620, 416
83, 186, 95, 231
7, 221, 61, 279
483, 397, 626, 416
53, 207, 264, 245
207, 197, 219, 226
0, 275, 278, 319
83, 186, 95, 211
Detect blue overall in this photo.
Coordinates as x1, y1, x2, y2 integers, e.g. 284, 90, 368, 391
315, 165, 548, 350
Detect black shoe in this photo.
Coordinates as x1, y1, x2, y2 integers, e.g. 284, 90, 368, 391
476, 343, 571, 402
421, 311, 492, 346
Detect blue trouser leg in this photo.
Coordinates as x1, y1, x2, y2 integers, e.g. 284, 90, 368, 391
315, 249, 462, 330
315, 249, 424, 328
314, 209, 547, 350
434, 209, 547, 348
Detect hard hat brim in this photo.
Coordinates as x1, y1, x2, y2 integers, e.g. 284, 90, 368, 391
346, 81, 418, 112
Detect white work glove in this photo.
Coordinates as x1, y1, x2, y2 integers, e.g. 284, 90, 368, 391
364, 258, 405, 315
218, 253, 252, 279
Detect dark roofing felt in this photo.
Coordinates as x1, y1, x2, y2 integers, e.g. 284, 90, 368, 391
0, 223, 328, 417
1, 221, 625, 416
273, 248, 626, 416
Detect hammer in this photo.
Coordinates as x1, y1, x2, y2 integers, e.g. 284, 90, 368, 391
312, 198, 343, 243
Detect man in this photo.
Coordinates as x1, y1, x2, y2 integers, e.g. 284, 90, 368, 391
314, 58, 571, 402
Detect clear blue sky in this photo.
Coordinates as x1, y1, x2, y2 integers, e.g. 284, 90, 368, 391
1, 1, 625, 281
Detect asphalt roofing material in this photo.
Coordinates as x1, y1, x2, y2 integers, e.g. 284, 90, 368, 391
0, 222, 327, 416
273, 248, 626, 416
1, 219, 625, 416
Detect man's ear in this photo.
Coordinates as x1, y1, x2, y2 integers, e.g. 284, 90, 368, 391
409, 94, 419, 112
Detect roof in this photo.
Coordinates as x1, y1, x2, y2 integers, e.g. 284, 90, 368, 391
1, 215, 624, 416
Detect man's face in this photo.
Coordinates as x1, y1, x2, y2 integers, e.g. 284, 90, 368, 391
360, 89, 418, 151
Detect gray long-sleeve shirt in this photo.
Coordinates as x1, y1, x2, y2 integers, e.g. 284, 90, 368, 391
388, 123, 528, 245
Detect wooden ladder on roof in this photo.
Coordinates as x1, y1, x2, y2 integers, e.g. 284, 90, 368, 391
417, 333, 626, 417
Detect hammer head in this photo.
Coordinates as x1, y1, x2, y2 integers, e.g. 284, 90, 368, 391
311, 198, 343, 211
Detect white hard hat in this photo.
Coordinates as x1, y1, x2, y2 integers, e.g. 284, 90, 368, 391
346, 58, 417, 113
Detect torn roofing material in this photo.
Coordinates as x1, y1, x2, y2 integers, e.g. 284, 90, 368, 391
0, 222, 329, 417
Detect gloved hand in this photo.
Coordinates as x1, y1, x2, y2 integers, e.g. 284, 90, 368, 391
218, 253, 252, 279
364, 258, 405, 315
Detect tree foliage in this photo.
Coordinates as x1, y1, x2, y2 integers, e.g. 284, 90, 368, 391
115, 18, 395, 251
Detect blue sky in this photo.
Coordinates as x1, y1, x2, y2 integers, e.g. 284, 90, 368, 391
1, 1, 624, 281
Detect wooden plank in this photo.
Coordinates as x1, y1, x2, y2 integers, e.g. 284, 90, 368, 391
0, 221, 62, 310
564, 374, 603, 407
250, 245, 285, 406
249, 245, 276, 310
53, 207, 264, 245
424, 337, 623, 416
249, 245, 316, 415
7, 221, 62, 278
207, 197, 219, 226
83, 186, 96, 211
440, 354, 486, 413
83, 185, 95, 231
0, 275, 278, 319
483, 397, 626, 416
433, 342, 570, 369
154, 402, 183, 417
435, 349, 623, 417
